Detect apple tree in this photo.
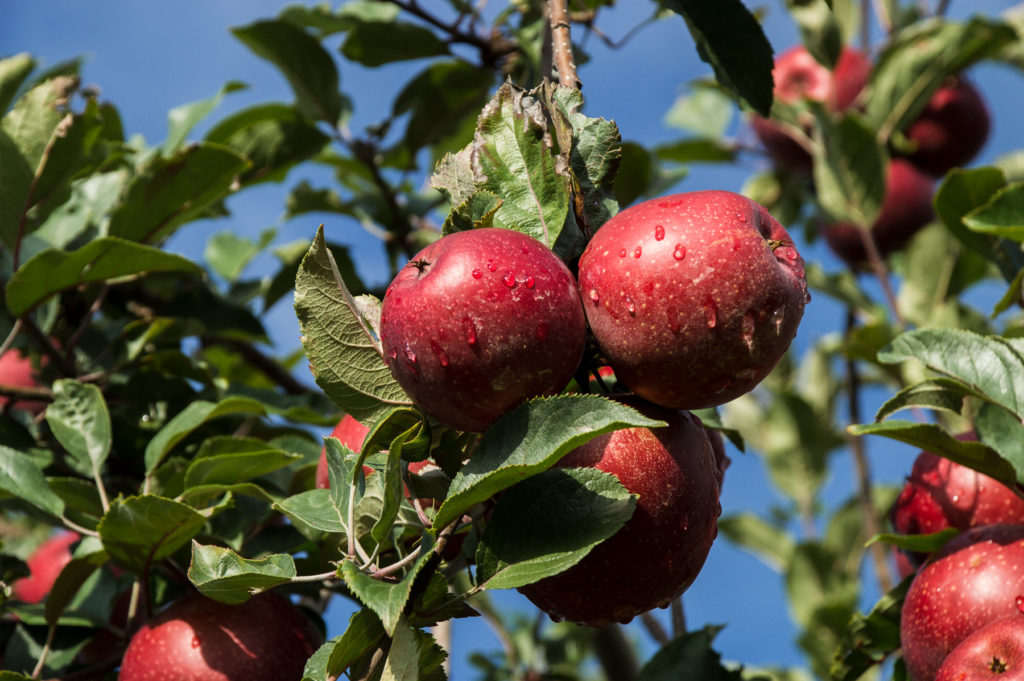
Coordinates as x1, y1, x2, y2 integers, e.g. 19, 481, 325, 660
1, 1, 1024, 680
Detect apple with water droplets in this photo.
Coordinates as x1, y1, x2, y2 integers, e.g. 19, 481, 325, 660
901, 524, 1024, 681
750, 45, 872, 172
380, 228, 587, 432
119, 591, 322, 681
576, 191, 808, 410
889, 432, 1024, 569
935, 615, 1024, 681
820, 158, 935, 267
518, 400, 721, 627
902, 74, 990, 178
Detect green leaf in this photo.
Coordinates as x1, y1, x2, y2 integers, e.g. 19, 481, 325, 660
5, 236, 202, 316
933, 167, 1023, 282
655, 138, 737, 164
163, 80, 247, 154
361, 407, 429, 462
274, 488, 346, 534
98, 495, 207, 573
232, 19, 342, 124
877, 328, 1024, 419
475, 467, 635, 589
468, 80, 573, 251
44, 549, 107, 627
831, 578, 910, 681
381, 620, 446, 681
204, 104, 330, 185
963, 182, 1024, 242
433, 395, 664, 531
205, 228, 275, 282
309, 608, 386, 681
341, 21, 449, 67
393, 60, 494, 157
0, 53, 36, 113
718, 512, 795, 572
0, 446, 65, 517
664, 85, 734, 137
787, 0, 842, 68
976, 400, 1024, 470
663, 0, 775, 117
187, 541, 298, 604
869, 529, 959, 554
106, 143, 249, 244
44, 380, 112, 480
340, 534, 435, 635
144, 397, 268, 474
813, 112, 888, 226
849, 420, 1020, 488
637, 625, 744, 681
874, 383, 968, 421
184, 437, 299, 488
867, 16, 1016, 141
293, 226, 412, 423
34, 170, 127, 249
442, 191, 502, 233
369, 427, 415, 548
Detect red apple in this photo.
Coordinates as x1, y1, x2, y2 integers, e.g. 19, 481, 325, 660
380, 228, 587, 432
935, 615, 1024, 681
576, 191, 808, 410
518, 401, 721, 627
11, 531, 78, 603
901, 524, 1024, 681
903, 74, 990, 178
820, 158, 935, 266
0, 347, 48, 415
890, 432, 1024, 568
705, 426, 731, 491
119, 591, 321, 681
750, 45, 872, 172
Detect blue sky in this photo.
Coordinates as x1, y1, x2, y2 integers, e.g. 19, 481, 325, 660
4, 1, 1021, 676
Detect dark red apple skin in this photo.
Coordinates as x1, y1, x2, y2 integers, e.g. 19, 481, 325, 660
935, 615, 1024, 681
751, 45, 872, 172
11, 531, 78, 603
315, 414, 371, 489
577, 191, 808, 410
705, 427, 730, 491
380, 228, 587, 433
518, 402, 721, 627
119, 591, 322, 681
0, 348, 48, 415
904, 75, 990, 178
901, 524, 1024, 681
890, 432, 1024, 568
821, 158, 935, 266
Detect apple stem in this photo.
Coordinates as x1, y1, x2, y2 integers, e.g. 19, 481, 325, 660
639, 612, 670, 645
670, 596, 686, 637
844, 309, 894, 594
594, 625, 639, 681
548, 0, 581, 90
61, 516, 99, 539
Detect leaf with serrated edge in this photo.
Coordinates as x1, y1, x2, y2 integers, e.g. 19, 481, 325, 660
98, 495, 206, 573
144, 397, 267, 474
433, 395, 664, 531
874, 383, 968, 421
877, 328, 1024, 419
470, 80, 571, 250
340, 533, 435, 636
963, 182, 1024, 242
0, 446, 64, 517
275, 489, 346, 534
294, 226, 411, 424
45, 380, 111, 480
322, 609, 386, 681
813, 112, 887, 227
188, 541, 297, 604
475, 467, 636, 590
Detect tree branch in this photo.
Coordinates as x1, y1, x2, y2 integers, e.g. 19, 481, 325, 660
548, 0, 581, 89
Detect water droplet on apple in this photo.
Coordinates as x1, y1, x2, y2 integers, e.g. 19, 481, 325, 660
536, 323, 549, 340
741, 312, 756, 351
732, 237, 743, 251
737, 212, 746, 223
624, 294, 636, 316
633, 246, 642, 258
654, 224, 665, 241
430, 341, 450, 367
503, 271, 516, 288
673, 244, 686, 260
388, 348, 398, 360
471, 269, 483, 279
404, 349, 418, 366
619, 248, 627, 257
771, 306, 786, 334
524, 276, 535, 288
191, 637, 201, 649
462, 317, 478, 346
1016, 595, 1024, 613
588, 289, 600, 304
486, 260, 497, 272
702, 300, 717, 329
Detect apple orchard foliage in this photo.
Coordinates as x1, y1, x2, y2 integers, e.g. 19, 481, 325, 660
1, 2, 1024, 681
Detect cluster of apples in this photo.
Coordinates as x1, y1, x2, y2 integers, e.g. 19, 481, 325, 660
888, 434, 1024, 681
321, 188, 810, 627
751, 45, 990, 267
